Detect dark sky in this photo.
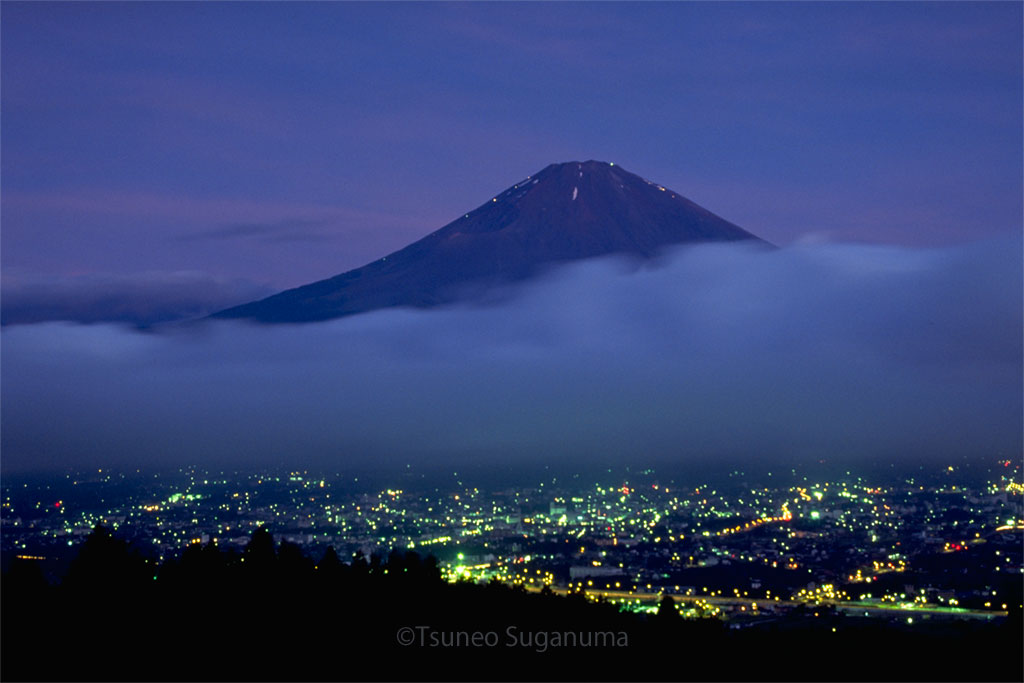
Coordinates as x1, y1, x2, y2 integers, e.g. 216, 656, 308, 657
2, 2, 1021, 318
1, 2, 1021, 474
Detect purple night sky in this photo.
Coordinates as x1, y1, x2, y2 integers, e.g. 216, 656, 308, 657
1, 2, 1021, 473
3, 2, 1021, 317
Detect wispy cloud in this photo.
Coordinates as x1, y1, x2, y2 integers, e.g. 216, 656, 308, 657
178, 219, 336, 244
0, 270, 275, 327
2, 188, 435, 247
3, 189, 339, 222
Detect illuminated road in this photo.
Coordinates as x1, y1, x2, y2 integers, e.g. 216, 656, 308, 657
524, 586, 1007, 620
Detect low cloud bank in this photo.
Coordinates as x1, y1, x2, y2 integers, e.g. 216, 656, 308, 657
2, 235, 1020, 474
0, 271, 275, 326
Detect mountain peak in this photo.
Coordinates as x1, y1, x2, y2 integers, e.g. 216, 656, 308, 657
213, 161, 766, 323
541, 159, 612, 171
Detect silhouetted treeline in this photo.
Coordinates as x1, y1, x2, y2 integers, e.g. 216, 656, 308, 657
3, 525, 1020, 682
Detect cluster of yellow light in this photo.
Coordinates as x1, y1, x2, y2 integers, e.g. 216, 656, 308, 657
441, 561, 494, 582
709, 504, 793, 538
416, 535, 452, 546
507, 568, 555, 588
869, 558, 907, 573
687, 599, 721, 617
794, 583, 848, 603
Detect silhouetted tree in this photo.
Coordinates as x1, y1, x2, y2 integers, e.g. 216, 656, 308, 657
64, 524, 150, 593
314, 545, 345, 595
657, 594, 680, 621
318, 546, 342, 572
351, 549, 369, 574
245, 526, 276, 564
387, 547, 406, 574
278, 540, 313, 578
420, 554, 441, 584
368, 552, 383, 576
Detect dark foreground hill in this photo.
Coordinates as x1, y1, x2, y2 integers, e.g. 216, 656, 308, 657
213, 161, 767, 323
3, 525, 1020, 682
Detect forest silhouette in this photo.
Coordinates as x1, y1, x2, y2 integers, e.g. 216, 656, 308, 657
2, 524, 1020, 681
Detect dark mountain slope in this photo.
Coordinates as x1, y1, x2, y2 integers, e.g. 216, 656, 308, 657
213, 160, 765, 323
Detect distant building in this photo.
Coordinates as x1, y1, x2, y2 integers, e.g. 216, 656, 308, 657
570, 565, 627, 580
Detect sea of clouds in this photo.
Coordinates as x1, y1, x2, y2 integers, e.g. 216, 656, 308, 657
2, 235, 1020, 473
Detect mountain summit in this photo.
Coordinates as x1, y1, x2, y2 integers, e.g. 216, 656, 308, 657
213, 161, 766, 323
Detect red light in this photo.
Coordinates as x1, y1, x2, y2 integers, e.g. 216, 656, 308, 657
54, 501, 61, 508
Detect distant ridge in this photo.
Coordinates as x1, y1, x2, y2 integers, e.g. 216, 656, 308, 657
213, 160, 767, 323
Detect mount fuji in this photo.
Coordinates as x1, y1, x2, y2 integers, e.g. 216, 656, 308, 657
213, 160, 767, 323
